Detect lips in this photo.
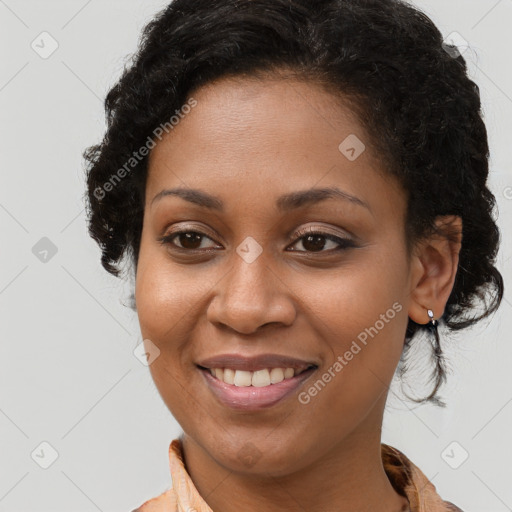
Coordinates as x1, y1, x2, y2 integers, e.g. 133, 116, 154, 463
197, 353, 318, 372
196, 353, 318, 410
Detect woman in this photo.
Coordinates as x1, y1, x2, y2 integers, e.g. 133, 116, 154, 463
84, 0, 503, 510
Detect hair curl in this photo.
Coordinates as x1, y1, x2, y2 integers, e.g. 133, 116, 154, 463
84, 0, 504, 406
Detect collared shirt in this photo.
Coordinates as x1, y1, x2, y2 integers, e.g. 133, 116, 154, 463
132, 439, 463, 512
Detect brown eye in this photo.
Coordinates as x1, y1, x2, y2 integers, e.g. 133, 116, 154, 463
297, 234, 332, 252
288, 228, 356, 253
158, 231, 219, 250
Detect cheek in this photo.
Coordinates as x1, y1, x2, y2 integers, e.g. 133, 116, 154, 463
306, 251, 406, 330
299, 283, 407, 433
134, 248, 196, 412
307, 248, 409, 381
135, 244, 197, 338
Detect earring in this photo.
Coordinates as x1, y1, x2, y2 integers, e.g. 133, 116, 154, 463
425, 307, 446, 407
427, 309, 437, 327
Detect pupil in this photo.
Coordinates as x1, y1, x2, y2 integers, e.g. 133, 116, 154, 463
303, 234, 325, 252
180, 232, 202, 249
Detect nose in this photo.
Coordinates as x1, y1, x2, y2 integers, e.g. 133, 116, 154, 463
206, 249, 297, 335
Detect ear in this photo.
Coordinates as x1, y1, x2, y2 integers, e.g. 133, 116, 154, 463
408, 215, 463, 324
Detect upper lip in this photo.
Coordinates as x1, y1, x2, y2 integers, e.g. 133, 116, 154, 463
196, 353, 318, 372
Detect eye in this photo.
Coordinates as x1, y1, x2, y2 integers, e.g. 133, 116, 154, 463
287, 226, 356, 253
157, 230, 220, 251
157, 226, 356, 254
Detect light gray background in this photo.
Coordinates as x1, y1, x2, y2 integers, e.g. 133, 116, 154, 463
1, 1, 511, 511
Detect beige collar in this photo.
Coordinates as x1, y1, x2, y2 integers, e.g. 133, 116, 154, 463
134, 439, 462, 512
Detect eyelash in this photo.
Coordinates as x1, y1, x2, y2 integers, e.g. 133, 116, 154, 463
157, 226, 356, 254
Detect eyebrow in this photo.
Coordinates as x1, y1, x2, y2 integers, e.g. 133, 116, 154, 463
151, 186, 371, 213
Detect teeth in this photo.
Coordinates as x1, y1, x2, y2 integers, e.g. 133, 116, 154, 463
233, 370, 252, 387
208, 367, 306, 386
223, 368, 235, 385
251, 369, 271, 387
270, 367, 284, 384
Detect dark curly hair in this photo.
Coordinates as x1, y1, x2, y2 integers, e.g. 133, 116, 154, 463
84, 0, 504, 406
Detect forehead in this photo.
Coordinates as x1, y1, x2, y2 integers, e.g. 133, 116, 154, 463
146, 75, 403, 219
157, 75, 364, 149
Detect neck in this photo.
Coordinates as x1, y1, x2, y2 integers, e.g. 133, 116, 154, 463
180, 403, 410, 512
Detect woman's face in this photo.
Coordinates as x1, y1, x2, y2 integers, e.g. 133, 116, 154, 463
135, 75, 420, 475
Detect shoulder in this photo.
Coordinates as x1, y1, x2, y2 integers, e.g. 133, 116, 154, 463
130, 488, 174, 512
381, 443, 464, 512
443, 500, 464, 511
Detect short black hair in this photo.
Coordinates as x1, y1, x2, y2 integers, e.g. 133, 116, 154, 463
84, 0, 504, 406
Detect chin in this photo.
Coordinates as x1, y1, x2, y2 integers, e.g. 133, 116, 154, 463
204, 435, 307, 477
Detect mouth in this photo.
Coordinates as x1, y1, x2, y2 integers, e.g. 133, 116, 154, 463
196, 354, 318, 410
197, 365, 316, 386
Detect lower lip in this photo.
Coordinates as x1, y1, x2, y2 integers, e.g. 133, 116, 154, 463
199, 367, 316, 410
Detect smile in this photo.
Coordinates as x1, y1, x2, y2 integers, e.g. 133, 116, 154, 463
206, 366, 312, 386
198, 364, 317, 410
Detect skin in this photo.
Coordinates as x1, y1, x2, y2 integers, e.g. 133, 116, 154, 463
135, 73, 462, 512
